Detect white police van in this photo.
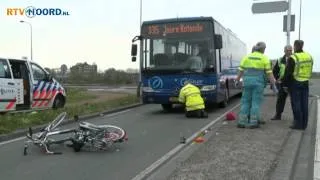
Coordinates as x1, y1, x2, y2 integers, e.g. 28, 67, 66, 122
0, 57, 66, 113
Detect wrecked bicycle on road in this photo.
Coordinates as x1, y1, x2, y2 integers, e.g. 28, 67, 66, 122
23, 112, 128, 155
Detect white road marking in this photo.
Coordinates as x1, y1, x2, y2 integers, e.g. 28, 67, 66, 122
314, 96, 320, 180
0, 136, 25, 146
105, 109, 131, 117
131, 103, 241, 180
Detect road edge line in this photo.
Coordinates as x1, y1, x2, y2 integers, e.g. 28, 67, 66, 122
131, 103, 240, 180
0, 103, 143, 143
314, 95, 320, 179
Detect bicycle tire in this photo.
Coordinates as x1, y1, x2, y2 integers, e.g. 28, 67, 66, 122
47, 112, 67, 131
99, 125, 126, 142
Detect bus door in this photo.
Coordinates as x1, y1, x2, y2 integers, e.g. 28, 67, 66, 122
0, 58, 17, 112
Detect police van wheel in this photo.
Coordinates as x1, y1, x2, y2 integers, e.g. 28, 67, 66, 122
161, 104, 173, 112
53, 95, 65, 109
219, 89, 229, 108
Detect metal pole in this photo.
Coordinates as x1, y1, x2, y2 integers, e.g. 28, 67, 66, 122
140, 0, 142, 28
20, 20, 33, 61
298, 0, 302, 40
30, 23, 33, 61
138, 0, 143, 99
286, 0, 292, 45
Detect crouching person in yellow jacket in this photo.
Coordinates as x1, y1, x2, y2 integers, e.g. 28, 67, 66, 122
178, 81, 208, 118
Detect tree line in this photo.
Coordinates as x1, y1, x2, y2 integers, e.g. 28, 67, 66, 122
47, 68, 139, 85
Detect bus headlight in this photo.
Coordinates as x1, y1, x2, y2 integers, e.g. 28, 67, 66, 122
142, 87, 155, 92
201, 85, 216, 91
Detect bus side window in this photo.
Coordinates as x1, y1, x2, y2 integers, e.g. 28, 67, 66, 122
31, 63, 47, 81
0, 59, 12, 79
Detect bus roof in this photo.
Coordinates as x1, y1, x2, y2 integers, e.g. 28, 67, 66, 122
142, 16, 214, 25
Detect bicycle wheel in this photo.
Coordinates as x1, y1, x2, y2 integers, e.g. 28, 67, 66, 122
100, 125, 127, 142
47, 112, 67, 131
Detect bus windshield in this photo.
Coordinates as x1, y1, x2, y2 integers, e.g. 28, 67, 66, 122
140, 21, 214, 74
142, 37, 213, 73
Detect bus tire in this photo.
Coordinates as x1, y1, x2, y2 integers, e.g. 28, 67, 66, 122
219, 88, 229, 108
53, 94, 65, 109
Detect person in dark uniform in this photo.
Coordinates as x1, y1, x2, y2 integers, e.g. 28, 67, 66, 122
271, 45, 293, 120
282, 40, 313, 130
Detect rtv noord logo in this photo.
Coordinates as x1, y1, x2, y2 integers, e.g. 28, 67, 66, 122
6, 6, 70, 18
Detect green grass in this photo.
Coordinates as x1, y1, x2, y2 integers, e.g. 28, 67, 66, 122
65, 87, 97, 104
0, 88, 139, 135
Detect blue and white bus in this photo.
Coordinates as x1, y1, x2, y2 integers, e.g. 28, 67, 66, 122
131, 17, 247, 111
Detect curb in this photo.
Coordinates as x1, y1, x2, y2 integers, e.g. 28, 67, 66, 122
264, 92, 317, 98
0, 103, 143, 142
269, 130, 304, 180
132, 103, 241, 180
269, 98, 318, 180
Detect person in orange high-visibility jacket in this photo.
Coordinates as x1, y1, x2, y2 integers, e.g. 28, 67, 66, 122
178, 81, 208, 118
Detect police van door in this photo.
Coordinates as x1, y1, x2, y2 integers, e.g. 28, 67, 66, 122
29, 62, 54, 109
0, 58, 16, 112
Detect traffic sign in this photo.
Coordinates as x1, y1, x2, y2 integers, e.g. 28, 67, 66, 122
283, 15, 295, 32
252, 1, 289, 14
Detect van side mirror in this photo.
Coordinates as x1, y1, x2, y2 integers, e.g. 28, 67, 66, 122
214, 34, 223, 49
131, 44, 137, 56
132, 57, 136, 62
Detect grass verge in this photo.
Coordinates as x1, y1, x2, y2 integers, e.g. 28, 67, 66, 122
0, 88, 139, 135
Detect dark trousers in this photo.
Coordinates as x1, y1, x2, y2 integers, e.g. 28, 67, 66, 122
186, 109, 208, 118
275, 83, 288, 116
289, 80, 309, 129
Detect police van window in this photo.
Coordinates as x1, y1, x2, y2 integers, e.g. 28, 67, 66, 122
0, 59, 11, 79
31, 63, 46, 81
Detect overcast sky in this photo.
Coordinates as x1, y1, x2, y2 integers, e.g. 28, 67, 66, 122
1, 0, 319, 72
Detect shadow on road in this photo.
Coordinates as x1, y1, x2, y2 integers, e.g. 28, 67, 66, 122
148, 95, 241, 115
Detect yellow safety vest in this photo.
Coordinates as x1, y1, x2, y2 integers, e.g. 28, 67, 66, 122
239, 52, 272, 75
291, 52, 313, 82
178, 83, 205, 111
278, 58, 286, 79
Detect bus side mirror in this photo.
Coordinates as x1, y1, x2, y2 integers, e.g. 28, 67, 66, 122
131, 44, 137, 56
214, 34, 222, 49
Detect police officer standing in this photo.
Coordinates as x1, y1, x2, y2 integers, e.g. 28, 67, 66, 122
236, 42, 276, 128
271, 45, 293, 120
282, 40, 313, 130
178, 81, 208, 118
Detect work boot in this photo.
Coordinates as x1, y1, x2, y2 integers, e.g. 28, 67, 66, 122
200, 110, 208, 118
247, 116, 259, 128
237, 114, 248, 128
258, 120, 266, 124
271, 114, 281, 120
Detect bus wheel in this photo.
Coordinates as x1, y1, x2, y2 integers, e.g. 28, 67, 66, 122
161, 104, 173, 112
219, 89, 229, 108
53, 95, 65, 109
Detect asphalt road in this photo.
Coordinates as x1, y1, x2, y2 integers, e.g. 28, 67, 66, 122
310, 79, 320, 96
0, 96, 241, 180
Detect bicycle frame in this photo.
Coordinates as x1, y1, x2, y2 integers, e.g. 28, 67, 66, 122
24, 127, 76, 155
